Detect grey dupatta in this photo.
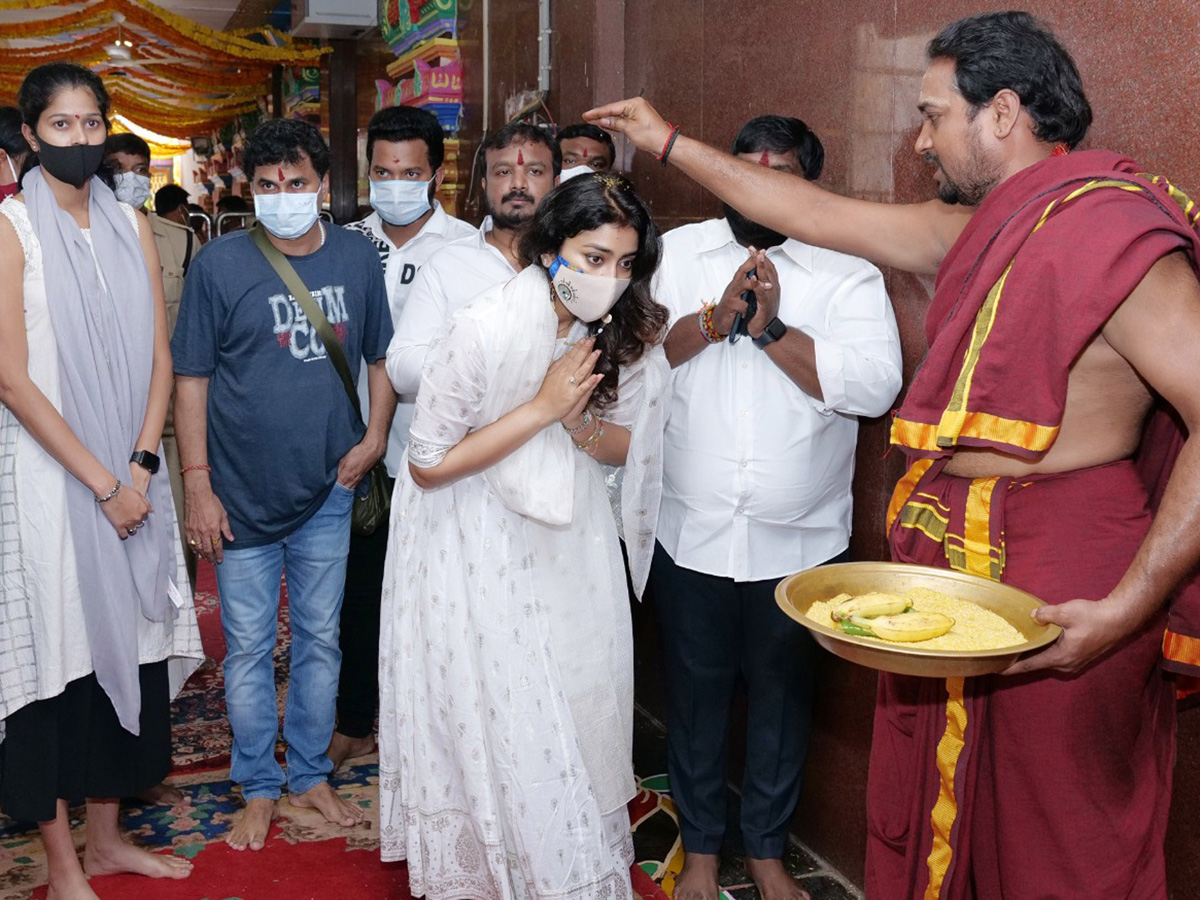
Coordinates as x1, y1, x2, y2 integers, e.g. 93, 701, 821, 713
24, 167, 175, 735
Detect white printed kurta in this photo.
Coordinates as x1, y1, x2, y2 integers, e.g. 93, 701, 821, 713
0, 197, 203, 739
378, 272, 667, 900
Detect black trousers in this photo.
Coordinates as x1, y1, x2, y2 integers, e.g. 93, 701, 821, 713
0, 661, 172, 823
649, 541, 844, 859
334, 486, 392, 739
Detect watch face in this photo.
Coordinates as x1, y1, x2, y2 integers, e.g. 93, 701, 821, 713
132, 450, 161, 474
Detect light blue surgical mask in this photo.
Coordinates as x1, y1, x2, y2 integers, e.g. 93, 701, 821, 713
113, 171, 152, 209
370, 178, 433, 226
254, 191, 320, 240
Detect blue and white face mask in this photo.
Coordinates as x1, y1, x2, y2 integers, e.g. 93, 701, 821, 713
370, 178, 433, 227
253, 190, 320, 240
547, 255, 627, 324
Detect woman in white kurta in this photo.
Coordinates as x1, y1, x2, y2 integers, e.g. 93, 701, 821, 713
379, 174, 670, 900
0, 63, 202, 899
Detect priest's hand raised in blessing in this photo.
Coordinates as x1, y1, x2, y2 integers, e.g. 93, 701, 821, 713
583, 97, 674, 157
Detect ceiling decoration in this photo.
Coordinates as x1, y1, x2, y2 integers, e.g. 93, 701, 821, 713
0, 0, 328, 138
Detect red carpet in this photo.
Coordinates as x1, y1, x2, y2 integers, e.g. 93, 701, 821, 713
1, 562, 679, 899
33, 830, 410, 900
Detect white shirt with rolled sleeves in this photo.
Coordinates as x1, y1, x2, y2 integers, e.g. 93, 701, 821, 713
385, 215, 519, 396
344, 203, 476, 477
653, 217, 902, 582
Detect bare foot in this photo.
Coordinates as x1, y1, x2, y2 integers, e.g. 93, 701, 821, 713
746, 857, 809, 900
82, 837, 192, 880
326, 731, 376, 772
225, 797, 279, 851
288, 780, 364, 827
136, 782, 184, 806
674, 851, 720, 900
45, 868, 99, 900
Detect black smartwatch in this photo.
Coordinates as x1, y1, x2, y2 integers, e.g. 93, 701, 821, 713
752, 317, 788, 349
130, 450, 161, 475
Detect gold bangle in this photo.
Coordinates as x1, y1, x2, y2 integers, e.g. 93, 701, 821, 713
575, 418, 605, 454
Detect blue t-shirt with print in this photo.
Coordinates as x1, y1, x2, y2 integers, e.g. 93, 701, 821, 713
172, 224, 393, 547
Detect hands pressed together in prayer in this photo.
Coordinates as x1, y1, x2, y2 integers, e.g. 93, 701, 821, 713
535, 336, 604, 429
713, 249, 781, 340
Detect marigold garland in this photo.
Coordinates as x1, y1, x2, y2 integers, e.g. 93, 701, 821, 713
0, 0, 328, 139
0, 0, 328, 64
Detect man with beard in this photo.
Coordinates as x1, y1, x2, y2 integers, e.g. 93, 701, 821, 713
648, 115, 901, 900
386, 122, 559, 395
588, 11, 1200, 900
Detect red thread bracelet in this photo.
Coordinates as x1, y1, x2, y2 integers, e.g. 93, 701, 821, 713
181, 464, 211, 475
656, 124, 680, 163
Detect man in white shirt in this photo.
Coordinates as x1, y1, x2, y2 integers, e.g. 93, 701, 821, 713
386, 121, 560, 395
329, 106, 475, 770
649, 116, 902, 900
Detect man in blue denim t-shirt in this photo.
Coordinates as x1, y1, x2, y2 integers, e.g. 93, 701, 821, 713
172, 118, 394, 852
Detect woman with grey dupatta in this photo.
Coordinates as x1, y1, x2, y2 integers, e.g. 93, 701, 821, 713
0, 63, 201, 898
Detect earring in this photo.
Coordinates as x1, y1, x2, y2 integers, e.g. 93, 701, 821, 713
595, 313, 613, 335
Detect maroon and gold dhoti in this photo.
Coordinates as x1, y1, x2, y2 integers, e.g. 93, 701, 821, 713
868, 149, 1200, 899
868, 460, 1174, 900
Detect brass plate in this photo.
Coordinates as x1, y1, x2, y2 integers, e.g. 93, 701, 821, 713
775, 562, 1062, 677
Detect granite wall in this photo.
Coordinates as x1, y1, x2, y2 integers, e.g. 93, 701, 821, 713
462, 0, 1200, 888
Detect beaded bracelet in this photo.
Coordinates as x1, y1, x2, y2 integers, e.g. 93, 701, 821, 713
571, 414, 601, 448
95, 479, 122, 504
698, 302, 726, 343
563, 409, 593, 436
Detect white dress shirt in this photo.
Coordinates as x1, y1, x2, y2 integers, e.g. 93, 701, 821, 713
386, 215, 518, 397
654, 218, 902, 581
344, 204, 476, 477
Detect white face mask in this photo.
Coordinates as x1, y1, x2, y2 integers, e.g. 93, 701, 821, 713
254, 191, 320, 240
369, 178, 433, 227
559, 165, 593, 183
548, 255, 627, 324
113, 170, 151, 209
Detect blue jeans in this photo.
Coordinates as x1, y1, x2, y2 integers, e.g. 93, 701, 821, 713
214, 483, 353, 799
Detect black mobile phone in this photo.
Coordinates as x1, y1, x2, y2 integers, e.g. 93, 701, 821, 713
729, 269, 758, 344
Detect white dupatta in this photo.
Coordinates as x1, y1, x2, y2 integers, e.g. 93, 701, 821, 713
478, 266, 577, 525
467, 264, 669, 597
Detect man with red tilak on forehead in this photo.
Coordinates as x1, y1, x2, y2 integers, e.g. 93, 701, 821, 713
646, 114, 901, 900
588, 10, 1200, 900
386, 121, 559, 399
331, 106, 475, 773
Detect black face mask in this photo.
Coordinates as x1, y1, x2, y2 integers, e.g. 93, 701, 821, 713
722, 203, 787, 250
36, 140, 106, 188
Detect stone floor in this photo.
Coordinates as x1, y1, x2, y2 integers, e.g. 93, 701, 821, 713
631, 710, 862, 900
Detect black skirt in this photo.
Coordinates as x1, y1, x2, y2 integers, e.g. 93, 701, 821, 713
0, 660, 172, 823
